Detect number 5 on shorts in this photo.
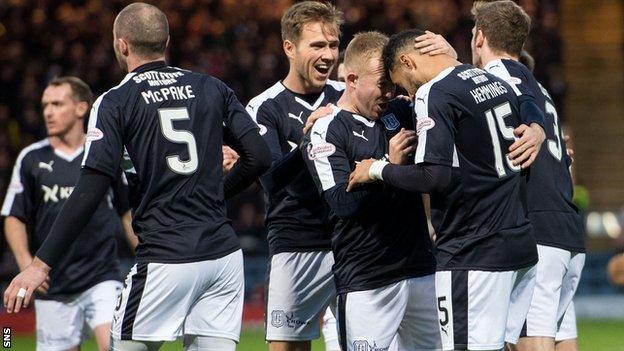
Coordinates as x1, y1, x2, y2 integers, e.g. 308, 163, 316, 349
438, 296, 449, 327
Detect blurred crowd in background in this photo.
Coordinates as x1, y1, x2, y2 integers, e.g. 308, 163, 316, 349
0, 0, 563, 271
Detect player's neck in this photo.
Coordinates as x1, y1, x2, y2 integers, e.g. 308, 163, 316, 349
336, 90, 370, 120
481, 50, 519, 68
282, 69, 324, 95
49, 128, 85, 154
126, 55, 166, 73
423, 56, 462, 83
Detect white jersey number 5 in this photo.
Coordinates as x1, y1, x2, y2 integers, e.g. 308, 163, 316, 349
158, 107, 198, 175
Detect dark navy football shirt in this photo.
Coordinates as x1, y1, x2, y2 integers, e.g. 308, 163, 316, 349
2, 139, 124, 299
246, 81, 344, 255
82, 61, 259, 263
414, 64, 538, 270
485, 59, 584, 253
303, 106, 435, 293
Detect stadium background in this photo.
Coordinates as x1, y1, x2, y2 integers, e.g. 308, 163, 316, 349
0, 0, 622, 349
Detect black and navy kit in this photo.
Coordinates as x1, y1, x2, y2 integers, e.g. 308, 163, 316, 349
1, 139, 125, 299
246, 81, 344, 255
414, 64, 538, 271
380, 98, 415, 137
82, 61, 259, 264
485, 59, 585, 253
303, 106, 436, 294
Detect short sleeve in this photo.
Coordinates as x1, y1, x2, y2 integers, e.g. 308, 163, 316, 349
1, 152, 35, 221
414, 87, 455, 166
82, 95, 124, 179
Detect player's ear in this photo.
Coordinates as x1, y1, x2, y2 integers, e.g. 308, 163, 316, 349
75, 101, 89, 120
117, 38, 130, 56
346, 72, 358, 88
399, 53, 414, 70
474, 29, 485, 49
283, 40, 296, 60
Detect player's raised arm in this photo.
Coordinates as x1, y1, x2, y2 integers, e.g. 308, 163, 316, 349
415, 30, 458, 59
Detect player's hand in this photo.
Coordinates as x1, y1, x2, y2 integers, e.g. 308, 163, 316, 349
303, 103, 334, 134
4, 257, 50, 313
564, 134, 574, 164
415, 31, 458, 59
508, 123, 545, 168
347, 158, 376, 192
607, 253, 624, 286
36, 276, 50, 295
16, 256, 49, 295
395, 94, 412, 102
222, 145, 239, 173
389, 128, 416, 165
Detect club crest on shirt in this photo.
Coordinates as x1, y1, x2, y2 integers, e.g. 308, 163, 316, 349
307, 142, 336, 160
381, 113, 400, 131
416, 117, 436, 135
86, 128, 104, 141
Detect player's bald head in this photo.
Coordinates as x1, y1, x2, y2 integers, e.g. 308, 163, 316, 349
114, 2, 169, 58
382, 28, 425, 77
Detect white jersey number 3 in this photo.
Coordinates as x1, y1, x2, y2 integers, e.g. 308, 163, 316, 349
545, 101, 563, 161
158, 107, 198, 175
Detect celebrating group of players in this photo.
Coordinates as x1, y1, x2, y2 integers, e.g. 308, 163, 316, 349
2, 1, 585, 351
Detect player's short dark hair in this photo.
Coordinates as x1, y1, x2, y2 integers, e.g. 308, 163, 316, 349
519, 49, 535, 72
281, 1, 343, 44
48, 76, 94, 107
473, 0, 531, 57
114, 2, 169, 58
382, 28, 426, 77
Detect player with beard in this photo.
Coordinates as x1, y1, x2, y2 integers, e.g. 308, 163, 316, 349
350, 29, 542, 351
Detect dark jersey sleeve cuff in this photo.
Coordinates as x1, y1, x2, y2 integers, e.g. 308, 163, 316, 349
519, 100, 545, 129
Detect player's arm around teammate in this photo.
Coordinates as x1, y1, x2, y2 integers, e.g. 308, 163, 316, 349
414, 28, 546, 169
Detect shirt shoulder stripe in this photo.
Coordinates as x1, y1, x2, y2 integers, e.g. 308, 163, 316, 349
1, 139, 50, 216
82, 73, 137, 167
245, 82, 286, 123
310, 106, 341, 191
